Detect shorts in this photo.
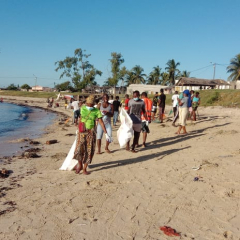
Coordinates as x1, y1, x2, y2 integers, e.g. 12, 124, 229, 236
132, 123, 142, 133
97, 122, 112, 140
74, 109, 80, 119
159, 106, 165, 115
151, 106, 157, 113
141, 122, 150, 133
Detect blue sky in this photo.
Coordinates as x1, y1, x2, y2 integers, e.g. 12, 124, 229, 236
0, 0, 239, 88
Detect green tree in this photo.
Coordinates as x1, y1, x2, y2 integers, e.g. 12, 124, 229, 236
165, 59, 180, 85
105, 52, 126, 89
147, 66, 162, 85
55, 48, 102, 91
6, 84, 18, 90
176, 70, 190, 79
161, 72, 170, 85
21, 84, 31, 90
55, 81, 73, 91
131, 65, 146, 84
124, 70, 135, 86
227, 54, 240, 81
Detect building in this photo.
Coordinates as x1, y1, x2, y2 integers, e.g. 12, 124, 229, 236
229, 80, 240, 89
175, 78, 230, 92
127, 84, 174, 95
31, 86, 53, 92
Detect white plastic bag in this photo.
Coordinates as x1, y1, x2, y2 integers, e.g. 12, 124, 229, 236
59, 131, 78, 171
117, 108, 134, 148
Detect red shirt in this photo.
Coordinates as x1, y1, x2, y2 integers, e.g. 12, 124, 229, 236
141, 97, 152, 121
124, 98, 130, 110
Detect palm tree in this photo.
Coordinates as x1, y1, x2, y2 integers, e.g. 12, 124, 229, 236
125, 71, 135, 86
179, 70, 190, 78
165, 59, 180, 85
227, 54, 240, 81
131, 65, 146, 84
161, 72, 170, 85
147, 66, 162, 85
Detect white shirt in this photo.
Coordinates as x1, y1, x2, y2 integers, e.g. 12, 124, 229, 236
172, 94, 179, 107
71, 101, 79, 111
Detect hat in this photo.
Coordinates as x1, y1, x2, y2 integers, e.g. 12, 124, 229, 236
86, 95, 95, 104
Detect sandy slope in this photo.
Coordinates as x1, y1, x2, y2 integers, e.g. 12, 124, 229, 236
1, 96, 240, 240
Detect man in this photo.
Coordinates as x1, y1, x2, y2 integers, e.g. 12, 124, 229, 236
172, 91, 179, 117
112, 96, 121, 126
127, 91, 148, 152
140, 92, 152, 147
151, 92, 158, 120
172, 91, 179, 127
158, 89, 166, 123
124, 94, 130, 111
71, 99, 80, 126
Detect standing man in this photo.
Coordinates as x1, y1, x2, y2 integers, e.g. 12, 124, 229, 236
113, 96, 121, 126
141, 92, 152, 147
172, 91, 179, 127
127, 91, 147, 152
151, 92, 158, 121
158, 89, 166, 123
71, 99, 80, 126
124, 94, 130, 111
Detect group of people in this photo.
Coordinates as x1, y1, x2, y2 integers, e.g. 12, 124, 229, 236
172, 90, 200, 134
62, 88, 200, 175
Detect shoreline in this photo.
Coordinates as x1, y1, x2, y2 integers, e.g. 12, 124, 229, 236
1, 97, 240, 239
1, 97, 71, 158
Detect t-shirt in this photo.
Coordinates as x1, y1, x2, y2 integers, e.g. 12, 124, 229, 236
141, 98, 152, 121
124, 98, 130, 110
80, 105, 102, 129
172, 94, 179, 107
113, 100, 121, 112
152, 96, 158, 106
128, 99, 145, 124
180, 97, 189, 108
71, 101, 80, 111
158, 94, 166, 107
108, 100, 114, 104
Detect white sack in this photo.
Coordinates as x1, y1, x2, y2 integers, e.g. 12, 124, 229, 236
59, 132, 78, 171
117, 108, 134, 148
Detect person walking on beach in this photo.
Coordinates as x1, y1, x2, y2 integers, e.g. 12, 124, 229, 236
175, 90, 191, 135
140, 92, 152, 147
64, 98, 68, 110
151, 92, 158, 121
74, 95, 110, 175
126, 91, 148, 152
71, 99, 80, 126
113, 96, 121, 126
192, 92, 200, 121
97, 94, 113, 154
158, 89, 166, 123
172, 91, 179, 127
124, 94, 130, 111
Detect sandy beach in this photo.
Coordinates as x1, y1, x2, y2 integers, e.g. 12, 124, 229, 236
1, 96, 240, 240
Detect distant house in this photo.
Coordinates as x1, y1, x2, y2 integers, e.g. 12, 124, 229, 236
31, 85, 53, 92
229, 80, 240, 89
175, 78, 230, 92
127, 84, 174, 95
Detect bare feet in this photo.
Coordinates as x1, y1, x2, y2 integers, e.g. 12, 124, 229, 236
105, 149, 111, 154
96, 152, 102, 154
74, 163, 82, 174
131, 149, 138, 153
83, 170, 91, 175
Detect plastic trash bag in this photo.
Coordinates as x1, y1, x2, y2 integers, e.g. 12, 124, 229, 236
117, 108, 134, 148
59, 131, 78, 171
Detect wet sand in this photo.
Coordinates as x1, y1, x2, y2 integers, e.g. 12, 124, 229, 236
1, 96, 240, 239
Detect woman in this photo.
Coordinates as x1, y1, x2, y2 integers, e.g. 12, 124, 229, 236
175, 90, 191, 135
74, 95, 110, 175
192, 92, 200, 121
97, 94, 113, 154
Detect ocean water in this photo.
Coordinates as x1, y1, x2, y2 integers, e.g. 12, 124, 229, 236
0, 102, 56, 157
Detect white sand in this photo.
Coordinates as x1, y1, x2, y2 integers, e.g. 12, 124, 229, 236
1, 96, 240, 240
